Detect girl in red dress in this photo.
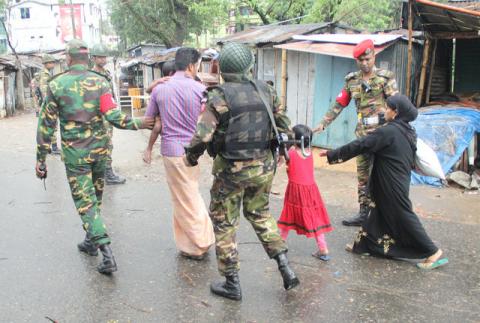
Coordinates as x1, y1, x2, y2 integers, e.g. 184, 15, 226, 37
278, 125, 333, 261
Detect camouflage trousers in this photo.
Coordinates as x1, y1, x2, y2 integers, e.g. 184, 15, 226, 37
209, 155, 287, 276
356, 153, 373, 207
355, 126, 375, 207
104, 121, 114, 168
65, 160, 110, 246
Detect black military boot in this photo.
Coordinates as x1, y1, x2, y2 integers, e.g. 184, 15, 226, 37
97, 244, 117, 275
51, 143, 61, 155
342, 205, 370, 227
77, 235, 98, 256
210, 273, 242, 301
105, 166, 126, 185
274, 252, 300, 290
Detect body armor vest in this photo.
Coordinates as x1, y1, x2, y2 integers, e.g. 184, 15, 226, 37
220, 82, 272, 160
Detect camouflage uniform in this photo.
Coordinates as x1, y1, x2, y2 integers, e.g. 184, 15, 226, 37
30, 72, 41, 114
39, 66, 59, 147
319, 67, 398, 207
36, 58, 142, 247
185, 76, 291, 276
91, 66, 115, 170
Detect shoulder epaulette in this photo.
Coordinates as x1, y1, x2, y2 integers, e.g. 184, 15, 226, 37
345, 71, 360, 82
376, 69, 395, 79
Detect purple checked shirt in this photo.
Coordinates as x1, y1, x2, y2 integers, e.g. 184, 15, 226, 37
145, 71, 206, 157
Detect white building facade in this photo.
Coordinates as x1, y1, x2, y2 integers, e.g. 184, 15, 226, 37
5, 0, 102, 53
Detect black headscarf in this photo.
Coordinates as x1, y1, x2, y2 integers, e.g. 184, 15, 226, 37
386, 94, 418, 122
386, 94, 418, 154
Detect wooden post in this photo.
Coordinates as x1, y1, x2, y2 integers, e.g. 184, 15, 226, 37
426, 39, 437, 104
416, 38, 430, 107
281, 49, 287, 108
406, 0, 413, 98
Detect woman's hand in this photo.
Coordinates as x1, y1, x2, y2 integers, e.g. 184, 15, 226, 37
318, 149, 328, 157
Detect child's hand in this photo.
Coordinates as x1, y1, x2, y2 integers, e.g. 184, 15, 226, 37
318, 149, 328, 157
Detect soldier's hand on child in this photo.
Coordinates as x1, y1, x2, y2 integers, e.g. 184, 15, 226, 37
138, 116, 155, 129
35, 161, 47, 178
318, 149, 328, 157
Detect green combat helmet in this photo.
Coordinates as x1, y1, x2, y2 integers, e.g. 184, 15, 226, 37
90, 44, 109, 57
219, 42, 254, 74
66, 39, 89, 55
42, 54, 56, 64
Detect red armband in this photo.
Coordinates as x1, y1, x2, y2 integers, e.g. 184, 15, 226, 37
335, 89, 351, 107
100, 93, 117, 114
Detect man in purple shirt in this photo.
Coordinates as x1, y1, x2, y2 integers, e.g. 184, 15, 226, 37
145, 48, 214, 259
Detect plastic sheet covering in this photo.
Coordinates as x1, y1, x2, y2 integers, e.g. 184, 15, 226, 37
410, 107, 480, 186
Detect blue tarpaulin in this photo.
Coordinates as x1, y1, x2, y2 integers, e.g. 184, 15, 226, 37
411, 107, 480, 186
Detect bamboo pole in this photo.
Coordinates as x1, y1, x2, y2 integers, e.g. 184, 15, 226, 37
406, 0, 413, 98
281, 49, 287, 108
425, 39, 437, 104
416, 38, 430, 107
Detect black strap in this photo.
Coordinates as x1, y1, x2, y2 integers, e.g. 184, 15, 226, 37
249, 81, 281, 140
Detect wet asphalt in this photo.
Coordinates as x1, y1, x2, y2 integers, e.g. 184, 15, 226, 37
1, 113, 479, 323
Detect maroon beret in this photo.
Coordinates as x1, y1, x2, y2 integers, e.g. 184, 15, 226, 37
353, 39, 374, 59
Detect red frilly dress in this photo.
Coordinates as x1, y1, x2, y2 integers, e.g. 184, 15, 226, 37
278, 148, 332, 237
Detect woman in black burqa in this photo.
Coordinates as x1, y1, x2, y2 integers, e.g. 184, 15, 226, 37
320, 94, 448, 269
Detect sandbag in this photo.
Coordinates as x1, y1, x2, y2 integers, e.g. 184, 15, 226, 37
414, 138, 446, 179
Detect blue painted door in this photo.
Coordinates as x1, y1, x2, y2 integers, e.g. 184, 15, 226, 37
311, 54, 358, 149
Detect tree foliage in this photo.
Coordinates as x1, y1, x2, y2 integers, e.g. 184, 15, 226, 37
304, 0, 403, 31
235, 0, 405, 31
239, 0, 314, 25
108, 0, 228, 49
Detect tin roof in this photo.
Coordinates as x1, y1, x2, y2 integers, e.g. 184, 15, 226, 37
0, 55, 43, 69
292, 34, 403, 45
217, 23, 358, 46
274, 41, 393, 59
413, 0, 480, 34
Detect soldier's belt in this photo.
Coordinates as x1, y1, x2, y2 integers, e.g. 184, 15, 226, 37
361, 113, 385, 126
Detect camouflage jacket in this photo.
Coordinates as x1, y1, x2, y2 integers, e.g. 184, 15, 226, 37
320, 66, 398, 131
91, 66, 112, 82
38, 67, 52, 101
185, 77, 290, 170
36, 64, 141, 164
91, 66, 115, 96
30, 74, 41, 107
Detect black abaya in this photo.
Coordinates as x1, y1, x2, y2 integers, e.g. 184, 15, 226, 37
327, 122, 438, 259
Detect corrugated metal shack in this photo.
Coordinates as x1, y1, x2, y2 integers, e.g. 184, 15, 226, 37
405, 0, 480, 106
273, 34, 423, 149
405, 0, 480, 173
120, 48, 178, 94
217, 23, 360, 97
0, 55, 42, 118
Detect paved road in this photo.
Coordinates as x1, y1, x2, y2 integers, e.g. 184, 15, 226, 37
1, 113, 479, 322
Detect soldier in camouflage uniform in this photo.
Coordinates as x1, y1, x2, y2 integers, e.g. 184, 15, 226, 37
313, 39, 399, 226
35, 39, 154, 274
90, 44, 126, 185
39, 54, 61, 154
184, 42, 299, 301
30, 72, 41, 117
